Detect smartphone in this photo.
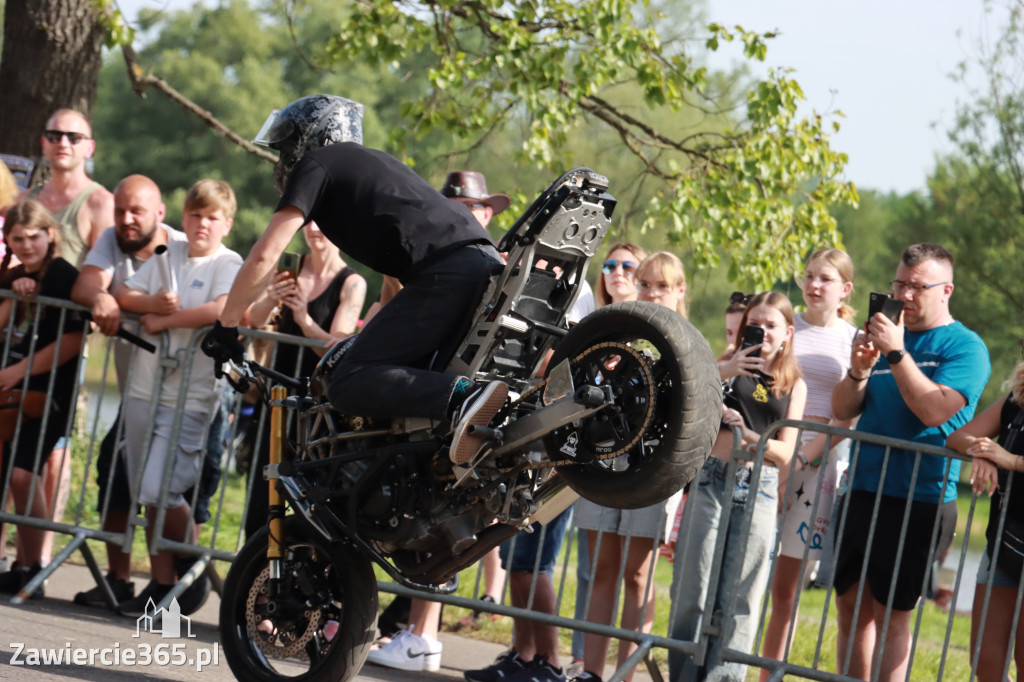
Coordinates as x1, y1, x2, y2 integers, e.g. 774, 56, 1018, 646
868, 292, 904, 325
277, 251, 301, 278
739, 325, 765, 358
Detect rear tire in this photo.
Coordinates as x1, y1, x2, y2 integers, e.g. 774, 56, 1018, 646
545, 301, 721, 509
220, 516, 378, 682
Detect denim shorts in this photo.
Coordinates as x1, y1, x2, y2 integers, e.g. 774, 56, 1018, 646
500, 507, 573, 574
976, 548, 1023, 589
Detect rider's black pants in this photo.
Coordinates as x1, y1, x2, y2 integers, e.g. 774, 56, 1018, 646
328, 243, 502, 420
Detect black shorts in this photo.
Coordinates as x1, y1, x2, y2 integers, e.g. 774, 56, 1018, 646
834, 490, 943, 611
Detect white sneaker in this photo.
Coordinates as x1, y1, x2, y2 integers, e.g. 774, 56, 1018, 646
365, 626, 442, 671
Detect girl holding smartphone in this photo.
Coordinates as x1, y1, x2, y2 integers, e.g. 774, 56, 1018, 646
669, 291, 806, 682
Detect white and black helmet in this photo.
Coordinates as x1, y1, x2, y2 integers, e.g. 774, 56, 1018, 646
253, 94, 364, 193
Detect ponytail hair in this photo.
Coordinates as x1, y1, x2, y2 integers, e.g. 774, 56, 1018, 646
804, 248, 856, 323
737, 291, 802, 398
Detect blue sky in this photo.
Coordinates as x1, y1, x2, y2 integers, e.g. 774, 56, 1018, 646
117, 0, 1000, 194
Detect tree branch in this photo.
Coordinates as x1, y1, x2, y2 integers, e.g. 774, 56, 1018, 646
120, 43, 277, 164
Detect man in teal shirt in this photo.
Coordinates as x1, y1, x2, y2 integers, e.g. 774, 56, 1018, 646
832, 242, 989, 681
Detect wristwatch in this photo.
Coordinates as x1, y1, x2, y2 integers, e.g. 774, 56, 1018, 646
886, 348, 906, 365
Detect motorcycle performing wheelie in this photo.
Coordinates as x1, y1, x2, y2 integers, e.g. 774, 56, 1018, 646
213, 164, 722, 681
200, 94, 722, 682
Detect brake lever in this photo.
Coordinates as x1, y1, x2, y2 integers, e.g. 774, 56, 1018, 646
222, 357, 252, 394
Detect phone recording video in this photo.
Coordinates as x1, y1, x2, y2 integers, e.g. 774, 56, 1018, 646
868, 292, 904, 325
739, 325, 765, 358
277, 252, 301, 278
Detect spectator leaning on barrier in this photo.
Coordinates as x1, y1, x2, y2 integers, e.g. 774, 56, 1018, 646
947, 354, 1024, 682
831, 242, 990, 681
111, 179, 242, 619
68, 174, 189, 608
669, 291, 807, 682
0, 200, 87, 599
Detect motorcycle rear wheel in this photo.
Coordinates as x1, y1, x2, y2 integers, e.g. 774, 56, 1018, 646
220, 516, 378, 682
546, 301, 721, 509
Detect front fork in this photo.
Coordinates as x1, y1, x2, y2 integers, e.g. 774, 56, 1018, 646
268, 386, 287, 586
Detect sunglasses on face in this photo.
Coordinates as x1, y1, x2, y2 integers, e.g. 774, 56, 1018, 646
730, 291, 752, 305
602, 259, 638, 275
43, 130, 90, 145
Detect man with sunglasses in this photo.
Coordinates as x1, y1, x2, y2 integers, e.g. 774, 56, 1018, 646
20, 109, 113, 268
831, 242, 989, 680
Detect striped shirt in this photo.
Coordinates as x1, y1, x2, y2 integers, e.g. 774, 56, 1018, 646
793, 313, 858, 419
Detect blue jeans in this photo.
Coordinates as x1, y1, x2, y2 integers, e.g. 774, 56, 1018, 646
669, 458, 778, 682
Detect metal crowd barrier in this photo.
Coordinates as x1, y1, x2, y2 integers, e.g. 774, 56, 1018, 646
0, 298, 1011, 681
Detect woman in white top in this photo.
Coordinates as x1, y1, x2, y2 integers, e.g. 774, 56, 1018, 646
760, 248, 858, 678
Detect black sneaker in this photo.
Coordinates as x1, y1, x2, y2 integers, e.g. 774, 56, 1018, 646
506, 656, 566, 682
174, 556, 212, 616
115, 579, 173, 618
465, 649, 529, 682
0, 563, 44, 600
449, 380, 508, 465
74, 574, 135, 608
572, 672, 603, 682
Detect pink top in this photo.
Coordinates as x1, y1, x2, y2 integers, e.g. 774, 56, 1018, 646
793, 313, 858, 419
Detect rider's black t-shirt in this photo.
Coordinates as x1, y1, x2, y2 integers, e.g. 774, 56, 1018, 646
277, 143, 493, 281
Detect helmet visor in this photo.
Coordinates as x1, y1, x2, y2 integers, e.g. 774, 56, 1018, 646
253, 109, 295, 148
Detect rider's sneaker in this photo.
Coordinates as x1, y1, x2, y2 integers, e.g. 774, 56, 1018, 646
450, 380, 508, 465
365, 626, 442, 671
506, 656, 566, 682
465, 649, 529, 682
73, 574, 135, 607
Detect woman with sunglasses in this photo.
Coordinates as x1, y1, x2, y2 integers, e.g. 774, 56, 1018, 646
573, 249, 689, 682
760, 248, 858, 679
565, 242, 647, 677
595, 243, 645, 307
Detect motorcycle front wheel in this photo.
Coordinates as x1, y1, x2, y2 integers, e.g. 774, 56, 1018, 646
545, 301, 721, 509
220, 516, 378, 682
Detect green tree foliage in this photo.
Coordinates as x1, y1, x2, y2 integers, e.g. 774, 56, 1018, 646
322, 1, 857, 288
908, 0, 1024, 401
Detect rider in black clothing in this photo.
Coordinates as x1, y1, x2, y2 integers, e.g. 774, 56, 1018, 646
201, 94, 507, 464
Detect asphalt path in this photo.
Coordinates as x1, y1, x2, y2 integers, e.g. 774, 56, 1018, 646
0, 561, 510, 681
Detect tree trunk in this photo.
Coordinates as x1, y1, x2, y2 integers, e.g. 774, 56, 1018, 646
0, 0, 106, 165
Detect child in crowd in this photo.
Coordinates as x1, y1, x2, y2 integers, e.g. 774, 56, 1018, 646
669, 291, 806, 682
0, 200, 86, 598
112, 179, 242, 617
573, 251, 686, 682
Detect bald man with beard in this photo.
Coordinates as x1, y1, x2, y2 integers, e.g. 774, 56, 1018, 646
70, 174, 188, 608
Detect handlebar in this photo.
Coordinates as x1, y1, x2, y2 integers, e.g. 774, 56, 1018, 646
222, 356, 306, 397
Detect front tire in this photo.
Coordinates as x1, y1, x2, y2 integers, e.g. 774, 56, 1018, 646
220, 516, 378, 682
545, 301, 721, 509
